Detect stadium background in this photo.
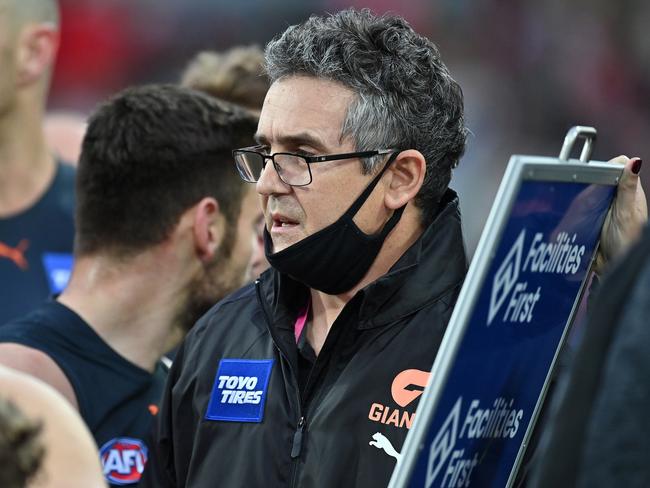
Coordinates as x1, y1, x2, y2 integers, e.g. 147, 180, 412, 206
49, 0, 650, 254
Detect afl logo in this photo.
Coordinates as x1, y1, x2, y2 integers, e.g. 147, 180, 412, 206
99, 437, 148, 485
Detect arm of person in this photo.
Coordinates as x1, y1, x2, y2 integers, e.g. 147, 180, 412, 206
0, 343, 78, 409
0, 364, 106, 487
597, 156, 647, 273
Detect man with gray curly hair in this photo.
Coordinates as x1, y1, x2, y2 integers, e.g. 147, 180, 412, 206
146, 9, 468, 487
262, 9, 467, 228
146, 8, 645, 488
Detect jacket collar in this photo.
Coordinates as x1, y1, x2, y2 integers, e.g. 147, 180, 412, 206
356, 189, 467, 328
259, 189, 467, 331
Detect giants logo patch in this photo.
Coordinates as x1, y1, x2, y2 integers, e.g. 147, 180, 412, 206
205, 359, 274, 423
368, 369, 430, 429
99, 437, 148, 485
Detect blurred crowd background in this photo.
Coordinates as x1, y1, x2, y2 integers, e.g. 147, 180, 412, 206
48, 0, 650, 254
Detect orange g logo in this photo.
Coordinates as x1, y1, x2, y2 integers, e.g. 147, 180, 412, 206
391, 369, 430, 408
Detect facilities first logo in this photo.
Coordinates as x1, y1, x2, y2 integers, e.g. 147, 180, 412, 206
426, 396, 525, 488
488, 229, 586, 326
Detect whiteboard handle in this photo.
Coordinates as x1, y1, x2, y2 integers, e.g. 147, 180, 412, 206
559, 126, 597, 162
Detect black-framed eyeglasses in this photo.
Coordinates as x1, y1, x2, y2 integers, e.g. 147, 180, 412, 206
232, 146, 397, 187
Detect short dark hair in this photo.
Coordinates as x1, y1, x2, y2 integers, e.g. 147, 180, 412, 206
265, 9, 467, 224
76, 84, 257, 257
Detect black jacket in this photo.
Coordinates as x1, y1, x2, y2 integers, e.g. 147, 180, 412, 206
146, 190, 467, 488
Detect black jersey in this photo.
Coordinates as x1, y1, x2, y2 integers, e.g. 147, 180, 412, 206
0, 300, 167, 487
0, 162, 75, 325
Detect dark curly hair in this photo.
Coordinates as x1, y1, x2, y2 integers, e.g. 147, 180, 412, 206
0, 398, 44, 488
265, 8, 467, 225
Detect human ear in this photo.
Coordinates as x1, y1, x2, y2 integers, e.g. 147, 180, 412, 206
192, 198, 224, 262
384, 150, 426, 209
16, 23, 59, 87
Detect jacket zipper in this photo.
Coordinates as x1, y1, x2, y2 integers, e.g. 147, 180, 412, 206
255, 281, 306, 486
291, 416, 306, 458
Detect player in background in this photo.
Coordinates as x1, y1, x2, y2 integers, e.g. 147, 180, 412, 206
0, 84, 260, 487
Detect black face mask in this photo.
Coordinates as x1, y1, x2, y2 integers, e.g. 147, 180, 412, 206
264, 154, 405, 295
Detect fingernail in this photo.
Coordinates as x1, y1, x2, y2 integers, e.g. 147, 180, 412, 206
632, 158, 643, 175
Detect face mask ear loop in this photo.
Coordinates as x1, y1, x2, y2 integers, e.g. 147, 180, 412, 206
343, 152, 400, 219
377, 201, 406, 238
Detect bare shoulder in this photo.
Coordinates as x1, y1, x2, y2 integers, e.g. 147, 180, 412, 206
0, 342, 78, 409
0, 365, 106, 487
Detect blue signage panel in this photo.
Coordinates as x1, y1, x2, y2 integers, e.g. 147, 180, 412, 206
405, 179, 615, 488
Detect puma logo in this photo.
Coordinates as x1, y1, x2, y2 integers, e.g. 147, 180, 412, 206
369, 432, 401, 462
0, 239, 29, 270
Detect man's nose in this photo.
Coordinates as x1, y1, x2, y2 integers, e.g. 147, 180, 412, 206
256, 160, 290, 196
